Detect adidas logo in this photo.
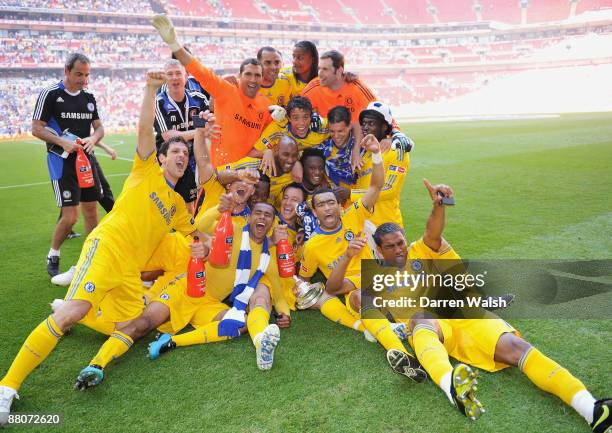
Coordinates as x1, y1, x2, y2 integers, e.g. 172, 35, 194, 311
56, 97, 64, 103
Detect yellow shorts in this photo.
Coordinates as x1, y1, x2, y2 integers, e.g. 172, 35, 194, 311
143, 232, 190, 273
154, 275, 229, 335
65, 237, 144, 323
143, 271, 185, 304
438, 318, 519, 372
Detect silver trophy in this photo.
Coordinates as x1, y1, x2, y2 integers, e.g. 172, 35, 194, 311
293, 276, 324, 310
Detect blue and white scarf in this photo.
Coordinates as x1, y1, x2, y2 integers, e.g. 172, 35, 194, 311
316, 136, 362, 186
218, 224, 270, 337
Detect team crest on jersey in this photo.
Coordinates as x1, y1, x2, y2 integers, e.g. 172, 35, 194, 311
160, 293, 170, 300
345, 97, 353, 105
353, 201, 360, 209
62, 190, 71, 199
190, 109, 197, 118
258, 112, 264, 120
56, 96, 64, 103
170, 205, 176, 217
344, 230, 355, 241
87, 102, 95, 112
84, 282, 95, 293
411, 260, 423, 272
262, 137, 272, 149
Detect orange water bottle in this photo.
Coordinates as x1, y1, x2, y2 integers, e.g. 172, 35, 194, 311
277, 238, 295, 277
209, 211, 233, 266
75, 145, 94, 188
186, 236, 206, 298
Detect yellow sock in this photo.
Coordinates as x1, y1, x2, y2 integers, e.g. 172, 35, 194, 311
89, 331, 133, 369
520, 347, 586, 405
0, 316, 63, 391
247, 306, 270, 346
320, 298, 365, 332
363, 318, 406, 352
77, 314, 115, 336
413, 324, 453, 386
172, 322, 231, 347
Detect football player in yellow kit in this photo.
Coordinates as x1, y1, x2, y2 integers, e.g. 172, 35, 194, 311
295, 134, 413, 357
257, 46, 292, 107
369, 181, 612, 432
352, 101, 409, 228
0, 72, 204, 422
282, 40, 318, 98
73, 200, 288, 375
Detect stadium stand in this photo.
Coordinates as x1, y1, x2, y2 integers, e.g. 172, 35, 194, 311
0, 0, 610, 137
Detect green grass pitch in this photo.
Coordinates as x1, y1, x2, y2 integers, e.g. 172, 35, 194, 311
0, 112, 610, 433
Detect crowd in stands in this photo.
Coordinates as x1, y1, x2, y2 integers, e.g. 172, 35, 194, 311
1, 0, 609, 138
2, 0, 598, 24
1, 29, 570, 69
0, 0, 153, 14
0, 73, 143, 137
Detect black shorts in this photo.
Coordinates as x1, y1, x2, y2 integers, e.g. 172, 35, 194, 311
174, 163, 197, 203
48, 151, 102, 207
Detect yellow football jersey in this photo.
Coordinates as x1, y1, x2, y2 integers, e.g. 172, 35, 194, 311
282, 66, 310, 98
253, 118, 329, 153
299, 199, 374, 285
93, 152, 194, 269
258, 73, 292, 107
351, 147, 410, 227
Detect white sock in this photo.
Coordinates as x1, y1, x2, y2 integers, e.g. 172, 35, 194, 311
48, 248, 60, 257
353, 319, 363, 330
571, 389, 596, 424
439, 372, 454, 405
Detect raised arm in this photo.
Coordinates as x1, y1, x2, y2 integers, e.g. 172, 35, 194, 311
137, 71, 166, 160
151, 15, 193, 66
361, 134, 385, 212
193, 110, 216, 186
422, 178, 454, 252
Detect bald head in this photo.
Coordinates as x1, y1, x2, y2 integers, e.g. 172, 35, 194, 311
275, 135, 299, 174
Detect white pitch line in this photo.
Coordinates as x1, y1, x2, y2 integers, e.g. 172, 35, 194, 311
0, 172, 129, 190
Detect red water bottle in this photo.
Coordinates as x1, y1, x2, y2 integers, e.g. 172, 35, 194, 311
209, 211, 233, 266
186, 236, 206, 298
75, 145, 94, 188
277, 238, 295, 277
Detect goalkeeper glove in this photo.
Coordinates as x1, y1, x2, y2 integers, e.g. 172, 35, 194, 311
152, 14, 182, 52
391, 131, 415, 153
269, 105, 287, 123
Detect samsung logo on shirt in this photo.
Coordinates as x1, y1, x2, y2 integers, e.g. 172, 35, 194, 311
61, 112, 93, 119
149, 191, 176, 225
234, 113, 263, 130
